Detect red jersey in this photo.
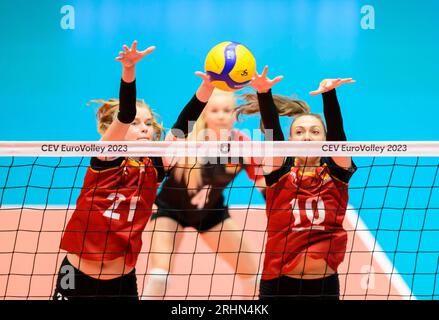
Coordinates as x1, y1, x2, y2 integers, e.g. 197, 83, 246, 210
60, 156, 164, 267
262, 157, 356, 280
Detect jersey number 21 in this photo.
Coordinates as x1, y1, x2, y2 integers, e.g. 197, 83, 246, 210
102, 193, 140, 222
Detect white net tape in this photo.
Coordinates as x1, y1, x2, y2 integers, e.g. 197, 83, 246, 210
0, 141, 438, 157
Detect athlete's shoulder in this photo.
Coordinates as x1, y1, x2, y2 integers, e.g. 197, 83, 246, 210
265, 157, 294, 187
321, 157, 357, 184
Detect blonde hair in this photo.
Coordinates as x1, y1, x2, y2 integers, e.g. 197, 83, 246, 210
178, 89, 237, 195
237, 93, 327, 138
90, 98, 165, 140
186, 89, 237, 142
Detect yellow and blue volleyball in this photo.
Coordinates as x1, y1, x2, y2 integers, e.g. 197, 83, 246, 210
204, 41, 256, 92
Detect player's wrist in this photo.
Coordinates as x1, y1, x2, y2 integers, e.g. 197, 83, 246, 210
257, 88, 270, 93
122, 66, 136, 83
257, 88, 272, 95
196, 83, 214, 103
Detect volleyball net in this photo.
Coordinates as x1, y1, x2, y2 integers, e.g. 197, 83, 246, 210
0, 141, 438, 300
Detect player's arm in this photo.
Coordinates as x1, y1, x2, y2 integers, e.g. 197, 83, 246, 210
162, 72, 215, 168
249, 66, 284, 175
100, 40, 155, 142
310, 78, 356, 169
167, 71, 214, 141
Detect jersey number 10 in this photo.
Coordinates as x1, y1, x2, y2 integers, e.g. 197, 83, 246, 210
290, 196, 326, 231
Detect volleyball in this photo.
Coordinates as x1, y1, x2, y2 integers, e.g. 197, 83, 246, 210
204, 41, 256, 92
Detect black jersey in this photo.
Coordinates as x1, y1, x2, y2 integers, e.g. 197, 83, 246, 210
156, 130, 260, 210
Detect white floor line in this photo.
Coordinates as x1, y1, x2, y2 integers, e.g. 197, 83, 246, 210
345, 204, 415, 300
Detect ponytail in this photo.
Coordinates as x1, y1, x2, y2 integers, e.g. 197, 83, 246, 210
236, 93, 311, 131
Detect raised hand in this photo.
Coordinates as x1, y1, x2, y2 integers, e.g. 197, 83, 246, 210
194, 71, 215, 102
309, 78, 355, 95
116, 40, 156, 68
249, 66, 283, 93
195, 71, 215, 90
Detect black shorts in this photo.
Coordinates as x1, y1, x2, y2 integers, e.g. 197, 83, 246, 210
151, 200, 230, 232
52, 257, 138, 300
259, 274, 340, 300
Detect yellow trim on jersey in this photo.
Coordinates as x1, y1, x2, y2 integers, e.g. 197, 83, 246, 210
126, 158, 143, 167
88, 157, 160, 181
321, 162, 350, 185
302, 172, 316, 177
268, 162, 346, 188
127, 157, 159, 179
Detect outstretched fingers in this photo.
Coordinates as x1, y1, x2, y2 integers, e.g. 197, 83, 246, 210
131, 40, 138, 51
340, 78, 356, 84
195, 71, 212, 83
140, 45, 156, 57
261, 65, 269, 78
309, 77, 356, 95
115, 51, 125, 60
271, 75, 284, 85
309, 89, 322, 96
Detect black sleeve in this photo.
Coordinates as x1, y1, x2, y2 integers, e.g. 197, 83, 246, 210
150, 157, 166, 182
322, 89, 346, 141
257, 90, 285, 141
171, 94, 207, 138
117, 79, 137, 124
90, 157, 124, 170
322, 157, 357, 183
264, 157, 294, 187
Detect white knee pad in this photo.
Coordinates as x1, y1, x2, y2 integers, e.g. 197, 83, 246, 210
142, 268, 169, 300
